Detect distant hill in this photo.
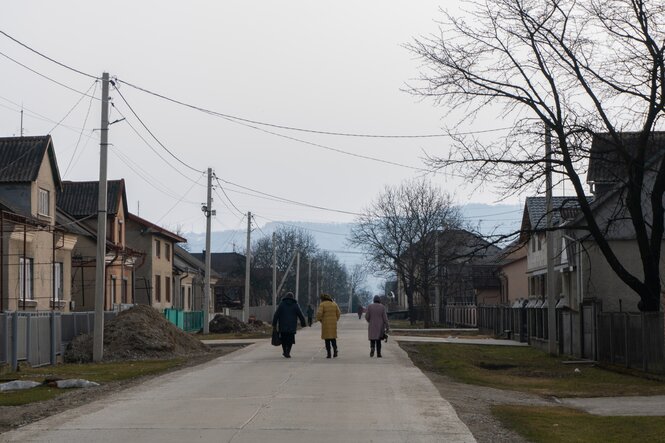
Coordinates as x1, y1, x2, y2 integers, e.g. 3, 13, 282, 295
182, 203, 523, 291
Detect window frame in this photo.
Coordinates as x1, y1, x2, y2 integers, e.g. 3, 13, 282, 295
38, 188, 50, 217
155, 274, 161, 302
19, 257, 34, 300
155, 239, 161, 259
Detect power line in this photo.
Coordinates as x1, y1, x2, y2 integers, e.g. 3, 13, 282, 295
0, 30, 98, 79
253, 214, 349, 237
213, 176, 244, 216
48, 80, 98, 134
154, 171, 206, 224
109, 103, 206, 186
64, 81, 99, 177
218, 177, 363, 216
0, 50, 98, 99
111, 83, 204, 174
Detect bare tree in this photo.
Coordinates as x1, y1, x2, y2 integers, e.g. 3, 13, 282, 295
408, 0, 665, 311
350, 178, 463, 325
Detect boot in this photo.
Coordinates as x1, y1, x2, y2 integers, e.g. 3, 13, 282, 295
333, 348, 338, 358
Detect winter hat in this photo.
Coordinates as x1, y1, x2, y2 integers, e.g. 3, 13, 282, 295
284, 292, 295, 299
320, 293, 332, 301
373, 295, 381, 303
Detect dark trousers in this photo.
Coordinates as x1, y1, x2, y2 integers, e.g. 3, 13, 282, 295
307, 316, 313, 326
280, 332, 295, 357
370, 339, 382, 356
324, 339, 337, 356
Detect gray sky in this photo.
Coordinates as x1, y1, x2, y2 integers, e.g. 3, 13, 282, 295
0, 1, 517, 234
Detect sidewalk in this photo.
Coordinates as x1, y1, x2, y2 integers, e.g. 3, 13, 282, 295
1, 314, 476, 443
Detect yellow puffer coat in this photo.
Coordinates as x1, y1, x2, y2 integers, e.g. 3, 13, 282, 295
316, 298, 341, 339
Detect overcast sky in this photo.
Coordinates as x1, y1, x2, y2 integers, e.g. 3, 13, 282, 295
0, 1, 519, 234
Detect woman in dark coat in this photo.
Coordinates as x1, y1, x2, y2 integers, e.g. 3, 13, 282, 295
272, 292, 306, 358
365, 295, 389, 357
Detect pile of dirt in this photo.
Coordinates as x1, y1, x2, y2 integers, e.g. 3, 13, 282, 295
64, 305, 209, 363
207, 314, 266, 333
208, 314, 251, 333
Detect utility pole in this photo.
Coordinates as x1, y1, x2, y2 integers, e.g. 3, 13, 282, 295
295, 251, 300, 303
545, 128, 557, 355
308, 259, 312, 307
202, 168, 214, 334
347, 284, 353, 314
93, 72, 110, 363
244, 212, 251, 322
434, 234, 440, 324
272, 232, 277, 313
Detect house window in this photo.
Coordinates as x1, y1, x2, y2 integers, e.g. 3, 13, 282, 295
180, 285, 185, 309
38, 188, 50, 216
122, 278, 128, 304
155, 239, 161, 258
531, 237, 536, 252
165, 276, 171, 303
187, 286, 192, 310
53, 262, 63, 301
537, 233, 542, 251
19, 257, 34, 300
165, 243, 171, 262
155, 275, 161, 302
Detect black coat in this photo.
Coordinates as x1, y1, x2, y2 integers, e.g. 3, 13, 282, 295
273, 298, 306, 333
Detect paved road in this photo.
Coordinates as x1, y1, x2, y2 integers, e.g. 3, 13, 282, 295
2, 314, 475, 443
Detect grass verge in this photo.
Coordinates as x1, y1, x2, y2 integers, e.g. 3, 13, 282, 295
1, 358, 185, 406
493, 405, 665, 442
401, 342, 665, 397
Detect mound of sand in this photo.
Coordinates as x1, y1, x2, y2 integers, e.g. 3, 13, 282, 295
65, 305, 209, 363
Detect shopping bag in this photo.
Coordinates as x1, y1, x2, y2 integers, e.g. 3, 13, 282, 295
271, 329, 282, 346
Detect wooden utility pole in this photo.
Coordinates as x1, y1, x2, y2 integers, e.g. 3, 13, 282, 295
272, 232, 277, 313
545, 128, 557, 355
295, 252, 300, 303
202, 168, 213, 334
93, 72, 110, 363
244, 212, 251, 322
308, 259, 312, 307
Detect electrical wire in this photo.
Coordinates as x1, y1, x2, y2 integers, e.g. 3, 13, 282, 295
109, 103, 206, 186
154, 171, 206, 224
48, 80, 97, 134
0, 95, 95, 135
111, 83, 204, 174
213, 176, 244, 216
0, 30, 98, 79
218, 177, 363, 216
0, 50, 99, 99
253, 214, 349, 237
63, 81, 99, 177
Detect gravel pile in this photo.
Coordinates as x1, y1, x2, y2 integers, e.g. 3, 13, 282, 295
65, 305, 209, 363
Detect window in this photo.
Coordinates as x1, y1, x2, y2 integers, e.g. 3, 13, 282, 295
155, 239, 161, 258
19, 257, 34, 300
537, 233, 542, 251
155, 275, 161, 302
165, 276, 171, 303
180, 285, 185, 309
122, 278, 128, 304
531, 237, 536, 252
187, 287, 192, 310
165, 243, 171, 262
53, 262, 63, 301
38, 188, 50, 216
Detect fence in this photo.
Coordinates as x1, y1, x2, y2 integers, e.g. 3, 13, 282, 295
164, 308, 204, 333
1, 311, 118, 371
597, 312, 664, 373
226, 306, 274, 323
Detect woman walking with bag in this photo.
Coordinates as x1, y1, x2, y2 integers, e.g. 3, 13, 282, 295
365, 295, 389, 357
272, 292, 306, 358
316, 293, 341, 358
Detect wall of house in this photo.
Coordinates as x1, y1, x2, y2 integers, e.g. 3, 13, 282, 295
32, 155, 57, 223
579, 239, 665, 312
125, 220, 153, 306
501, 255, 528, 303
0, 184, 31, 216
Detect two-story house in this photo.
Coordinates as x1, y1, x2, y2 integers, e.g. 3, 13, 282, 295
0, 136, 77, 312
57, 179, 142, 311
125, 213, 186, 310
174, 245, 219, 312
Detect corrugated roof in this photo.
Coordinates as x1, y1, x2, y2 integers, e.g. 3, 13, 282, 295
57, 180, 126, 217
127, 212, 186, 243
523, 196, 586, 231
0, 135, 61, 186
588, 132, 665, 184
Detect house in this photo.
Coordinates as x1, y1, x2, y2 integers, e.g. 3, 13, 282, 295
394, 228, 501, 324
125, 213, 186, 310
57, 179, 142, 311
173, 245, 219, 312
191, 252, 246, 311
496, 240, 528, 305
563, 132, 665, 312
0, 136, 78, 312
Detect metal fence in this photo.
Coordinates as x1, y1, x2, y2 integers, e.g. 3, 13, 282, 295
1, 311, 118, 370
164, 308, 204, 333
597, 312, 664, 373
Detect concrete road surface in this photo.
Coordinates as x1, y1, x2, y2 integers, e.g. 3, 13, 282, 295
2, 314, 475, 443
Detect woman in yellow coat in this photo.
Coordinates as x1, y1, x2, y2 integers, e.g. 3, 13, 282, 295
316, 293, 341, 358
